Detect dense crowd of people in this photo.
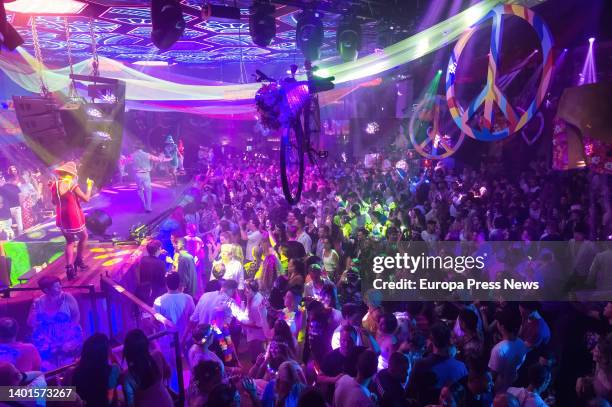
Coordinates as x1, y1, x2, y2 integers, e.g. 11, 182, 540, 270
1, 150, 611, 407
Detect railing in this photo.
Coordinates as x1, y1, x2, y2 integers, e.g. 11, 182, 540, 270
0, 275, 186, 406
100, 274, 185, 406
44, 330, 184, 406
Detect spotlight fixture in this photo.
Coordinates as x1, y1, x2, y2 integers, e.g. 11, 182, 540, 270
365, 121, 380, 135
151, 0, 185, 51
588, 37, 595, 43
250, 1, 276, 48
0, 1, 24, 52
336, 16, 361, 62
296, 10, 323, 62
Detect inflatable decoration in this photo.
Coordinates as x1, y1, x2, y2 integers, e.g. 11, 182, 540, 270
445, 5, 553, 141
409, 94, 465, 160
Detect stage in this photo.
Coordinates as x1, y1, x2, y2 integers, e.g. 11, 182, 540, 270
1, 179, 185, 285
0, 180, 185, 286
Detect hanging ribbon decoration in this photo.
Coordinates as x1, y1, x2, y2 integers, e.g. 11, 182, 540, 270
30, 17, 49, 96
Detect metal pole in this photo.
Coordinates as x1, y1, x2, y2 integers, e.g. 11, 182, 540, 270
173, 331, 185, 406
89, 284, 99, 332
101, 275, 115, 343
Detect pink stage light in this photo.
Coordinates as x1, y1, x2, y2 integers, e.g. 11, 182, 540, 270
5, 0, 87, 14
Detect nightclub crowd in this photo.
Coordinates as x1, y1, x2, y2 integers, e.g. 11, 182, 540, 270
1, 148, 611, 407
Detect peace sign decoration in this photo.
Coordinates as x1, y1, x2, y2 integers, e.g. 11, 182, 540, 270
409, 94, 465, 160
445, 5, 554, 141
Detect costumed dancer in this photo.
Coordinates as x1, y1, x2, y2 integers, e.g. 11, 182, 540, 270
164, 136, 179, 186
177, 139, 185, 173
50, 162, 93, 280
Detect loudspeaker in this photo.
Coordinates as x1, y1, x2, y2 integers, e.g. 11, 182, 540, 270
12, 96, 72, 163
12, 96, 57, 117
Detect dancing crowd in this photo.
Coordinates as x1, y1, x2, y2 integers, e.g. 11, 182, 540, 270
1, 151, 611, 407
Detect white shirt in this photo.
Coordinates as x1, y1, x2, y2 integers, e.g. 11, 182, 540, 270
489, 338, 528, 392
154, 292, 195, 334
245, 230, 263, 261
303, 278, 332, 301
323, 249, 339, 273
237, 292, 267, 342
507, 387, 547, 407
210, 259, 245, 290
191, 291, 234, 326
297, 231, 313, 254
421, 230, 439, 242
334, 374, 374, 407
331, 324, 364, 350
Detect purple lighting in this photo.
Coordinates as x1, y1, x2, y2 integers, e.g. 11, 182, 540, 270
579, 37, 597, 85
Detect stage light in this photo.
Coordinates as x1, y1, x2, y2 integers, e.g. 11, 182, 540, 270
151, 0, 185, 51
296, 10, 323, 61
579, 35, 597, 85
250, 1, 276, 48
336, 16, 361, 62
0, 1, 24, 52
86, 107, 103, 118
88, 84, 118, 104
365, 121, 380, 135
437, 69, 443, 74
5, 0, 87, 14
132, 60, 170, 66
92, 131, 112, 141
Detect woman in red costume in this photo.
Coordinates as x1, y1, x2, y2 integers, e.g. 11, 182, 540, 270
50, 162, 93, 280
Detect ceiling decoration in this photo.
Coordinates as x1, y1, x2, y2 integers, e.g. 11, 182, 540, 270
5, 0, 381, 66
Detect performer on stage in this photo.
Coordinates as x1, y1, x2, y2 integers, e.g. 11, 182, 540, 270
131, 143, 170, 213
50, 162, 93, 280
163, 136, 179, 186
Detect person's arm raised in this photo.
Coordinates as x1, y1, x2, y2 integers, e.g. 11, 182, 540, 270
73, 178, 94, 202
